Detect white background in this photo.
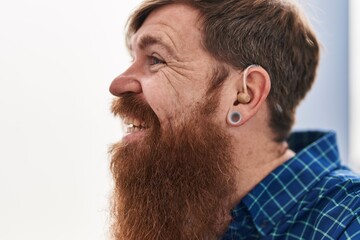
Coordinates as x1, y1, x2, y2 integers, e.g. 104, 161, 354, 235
0, 1, 358, 239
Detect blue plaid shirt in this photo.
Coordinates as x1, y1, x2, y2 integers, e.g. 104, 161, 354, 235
222, 131, 360, 239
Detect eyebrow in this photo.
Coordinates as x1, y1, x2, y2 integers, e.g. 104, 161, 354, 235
137, 34, 177, 58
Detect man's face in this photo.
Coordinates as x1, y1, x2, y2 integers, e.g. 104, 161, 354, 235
109, 4, 236, 240
110, 3, 230, 139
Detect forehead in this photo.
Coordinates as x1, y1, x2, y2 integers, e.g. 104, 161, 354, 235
130, 3, 203, 53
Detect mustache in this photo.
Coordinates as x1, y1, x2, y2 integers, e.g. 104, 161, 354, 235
111, 93, 160, 128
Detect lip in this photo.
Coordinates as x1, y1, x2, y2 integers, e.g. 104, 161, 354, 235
121, 121, 149, 142
122, 129, 147, 142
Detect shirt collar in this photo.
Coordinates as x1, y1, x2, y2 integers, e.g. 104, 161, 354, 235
233, 131, 341, 236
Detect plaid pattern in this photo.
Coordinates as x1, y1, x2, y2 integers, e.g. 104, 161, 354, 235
222, 131, 360, 240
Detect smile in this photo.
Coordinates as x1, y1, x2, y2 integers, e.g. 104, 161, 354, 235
123, 116, 148, 134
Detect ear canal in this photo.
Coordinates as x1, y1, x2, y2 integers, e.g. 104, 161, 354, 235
237, 92, 251, 104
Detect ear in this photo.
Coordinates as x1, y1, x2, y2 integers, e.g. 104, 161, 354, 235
226, 65, 271, 126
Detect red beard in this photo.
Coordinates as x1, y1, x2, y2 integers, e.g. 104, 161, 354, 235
110, 93, 236, 240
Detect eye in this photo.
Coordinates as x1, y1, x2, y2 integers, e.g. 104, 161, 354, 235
148, 55, 166, 66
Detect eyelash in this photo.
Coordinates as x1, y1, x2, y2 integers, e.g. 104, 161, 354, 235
148, 55, 166, 66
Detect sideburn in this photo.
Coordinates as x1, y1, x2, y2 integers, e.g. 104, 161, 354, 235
110, 95, 236, 240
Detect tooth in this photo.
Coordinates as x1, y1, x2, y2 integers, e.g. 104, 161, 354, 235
133, 119, 140, 127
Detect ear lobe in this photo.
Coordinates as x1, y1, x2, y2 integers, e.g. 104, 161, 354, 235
226, 111, 242, 126
227, 65, 271, 126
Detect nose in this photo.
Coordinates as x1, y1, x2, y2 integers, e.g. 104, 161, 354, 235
109, 68, 142, 97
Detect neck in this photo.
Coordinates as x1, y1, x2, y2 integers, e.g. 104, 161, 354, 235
230, 134, 295, 207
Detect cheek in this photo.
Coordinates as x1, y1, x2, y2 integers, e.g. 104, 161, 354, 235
142, 80, 180, 122
215, 96, 234, 128
141, 72, 209, 123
